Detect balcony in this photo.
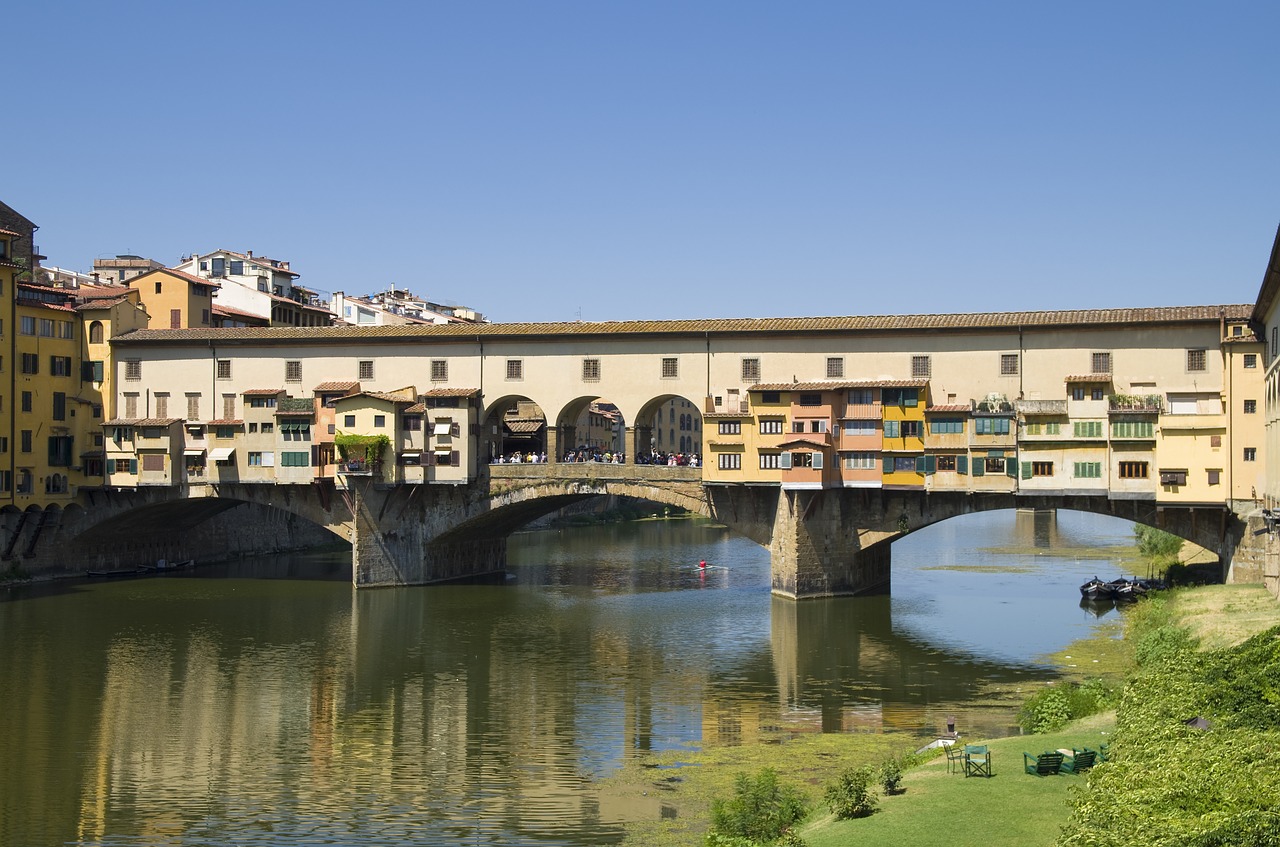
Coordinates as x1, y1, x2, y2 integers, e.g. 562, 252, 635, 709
1109, 394, 1163, 414
840, 402, 882, 420
1015, 399, 1067, 416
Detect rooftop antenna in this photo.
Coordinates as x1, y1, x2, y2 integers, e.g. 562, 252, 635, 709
575, 306, 582, 322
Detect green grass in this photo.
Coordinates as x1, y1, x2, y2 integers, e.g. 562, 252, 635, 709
800, 713, 1114, 847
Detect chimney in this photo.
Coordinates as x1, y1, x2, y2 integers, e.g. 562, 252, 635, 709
91, 272, 100, 282
247, 250, 253, 259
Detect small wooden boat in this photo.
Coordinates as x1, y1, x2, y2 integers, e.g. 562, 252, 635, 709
144, 558, 195, 572
86, 568, 149, 579
1079, 577, 1111, 600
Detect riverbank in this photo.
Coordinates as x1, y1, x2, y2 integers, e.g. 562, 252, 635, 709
609, 584, 1280, 846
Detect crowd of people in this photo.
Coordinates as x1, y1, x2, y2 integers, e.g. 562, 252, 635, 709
488, 448, 701, 467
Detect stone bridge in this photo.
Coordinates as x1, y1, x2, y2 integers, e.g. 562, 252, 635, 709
8, 462, 1263, 598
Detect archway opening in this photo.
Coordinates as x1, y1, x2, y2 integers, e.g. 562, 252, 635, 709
482, 395, 548, 463
635, 393, 703, 466
555, 395, 626, 463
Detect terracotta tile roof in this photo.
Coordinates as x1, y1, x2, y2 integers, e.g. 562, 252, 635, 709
314, 381, 360, 393
404, 403, 427, 413
926, 405, 971, 412
133, 267, 221, 288
776, 436, 831, 449
205, 419, 244, 426
335, 391, 414, 405
0, 228, 22, 238
1065, 374, 1112, 383
103, 418, 181, 426
504, 419, 544, 433
19, 300, 77, 313
75, 296, 133, 312
212, 303, 268, 322
421, 387, 480, 397
78, 285, 132, 299
751, 379, 930, 391
242, 388, 284, 396
109, 304, 1255, 346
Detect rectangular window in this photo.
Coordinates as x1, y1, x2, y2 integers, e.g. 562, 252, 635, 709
280, 451, 311, 467
883, 420, 900, 438
186, 393, 201, 420
1208, 469, 1221, 485
229, 260, 244, 275
1091, 387, 1105, 401
1244, 399, 1257, 414
893, 456, 917, 472
974, 417, 1011, 435
799, 393, 822, 407
505, 359, 522, 381
113, 458, 133, 474
741, 358, 760, 383
19, 316, 35, 335
1187, 349, 1207, 372
842, 420, 876, 436
20, 353, 38, 374
1073, 462, 1103, 478
344, 414, 356, 427
936, 455, 956, 471
718, 453, 742, 470
1119, 461, 1148, 479
985, 457, 1007, 474
403, 415, 422, 432
900, 420, 921, 438
1244, 447, 1257, 462
1073, 420, 1104, 438
1071, 386, 1086, 401
718, 421, 742, 435
911, 355, 931, 378
211, 257, 225, 277
1046, 422, 1061, 435
929, 418, 963, 434
50, 356, 72, 377
1092, 352, 1111, 374
155, 393, 169, 418
661, 357, 678, 378
431, 359, 448, 382
759, 453, 781, 469
373, 415, 386, 428
1111, 420, 1154, 439
1244, 353, 1258, 369
826, 357, 844, 379
285, 361, 302, 382
52, 392, 66, 421
848, 388, 874, 405
222, 394, 235, 419
841, 452, 877, 469
141, 454, 164, 472
20, 391, 30, 412
1032, 461, 1054, 477
216, 359, 231, 379
358, 360, 375, 381
123, 359, 141, 381
1000, 353, 1019, 375
582, 358, 600, 382
759, 419, 783, 434
38, 319, 54, 337
124, 393, 139, 418
20, 430, 32, 453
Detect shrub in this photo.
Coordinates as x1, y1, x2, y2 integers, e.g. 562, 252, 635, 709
708, 768, 808, 845
1017, 678, 1117, 734
824, 766, 878, 820
878, 757, 904, 795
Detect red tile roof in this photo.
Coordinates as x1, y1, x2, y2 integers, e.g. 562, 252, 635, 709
421, 387, 480, 397
132, 267, 221, 288
314, 381, 360, 393
926, 405, 971, 412
110, 304, 1254, 346
205, 419, 244, 426
242, 388, 284, 396
751, 379, 930, 391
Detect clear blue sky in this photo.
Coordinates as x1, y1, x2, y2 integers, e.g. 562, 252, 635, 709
7, 2, 1278, 323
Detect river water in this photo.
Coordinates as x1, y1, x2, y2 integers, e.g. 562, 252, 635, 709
0, 509, 1141, 846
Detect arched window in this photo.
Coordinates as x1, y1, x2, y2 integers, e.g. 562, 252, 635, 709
669, 407, 676, 423
89, 321, 104, 344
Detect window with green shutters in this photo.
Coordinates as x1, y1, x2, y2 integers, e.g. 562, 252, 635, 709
281, 451, 310, 467
1112, 420, 1154, 439
1073, 421, 1103, 438
883, 420, 900, 438
1047, 422, 1061, 435
974, 417, 1011, 435
1073, 462, 1103, 478
1021, 461, 1033, 480
1025, 422, 1042, 435
929, 419, 963, 434
972, 458, 985, 476
957, 455, 968, 474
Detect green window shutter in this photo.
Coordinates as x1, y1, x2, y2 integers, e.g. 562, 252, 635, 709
884, 420, 899, 438
904, 390, 918, 407
1021, 461, 1032, 480
915, 456, 926, 473
1006, 457, 1017, 478
973, 459, 985, 477
957, 455, 968, 474
882, 455, 892, 473
925, 454, 937, 475
129, 458, 137, 475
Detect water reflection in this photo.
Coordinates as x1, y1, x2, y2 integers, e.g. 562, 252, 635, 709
0, 511, 1138, 846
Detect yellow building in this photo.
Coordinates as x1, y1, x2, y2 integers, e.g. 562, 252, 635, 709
881, 382, 927, 489
0, 228, 18, 501
126, 268, 217, 329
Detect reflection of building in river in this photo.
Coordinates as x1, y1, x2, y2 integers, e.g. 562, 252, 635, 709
1014, 508, 1060, 549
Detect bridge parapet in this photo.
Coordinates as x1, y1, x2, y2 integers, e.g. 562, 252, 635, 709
486, 463, 701, 484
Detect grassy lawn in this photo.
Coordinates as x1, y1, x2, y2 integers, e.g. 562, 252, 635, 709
1167, 584, 1279, 649
801, 713, 1114, 847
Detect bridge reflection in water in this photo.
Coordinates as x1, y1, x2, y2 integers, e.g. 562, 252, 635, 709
0, 513, 1116, 847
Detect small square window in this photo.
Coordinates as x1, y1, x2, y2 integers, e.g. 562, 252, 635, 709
358, 360, 374, 381
741, 358, 760, 383
911, 355, 931, 378
1000, 353, 1019, 375
430, 360, 448, 382
1091, 352, 1111, 374
1244, 353, 1258, 369
344, 415, 356, 427
1244, 447, 1257, 462
1244, 399, 1257, 414
826, 357, 844, 379
506, 359, 523, 380
216, 359, 231, 379
373, 415, 386, 428
124, 360, 142, 381
661, 358, 678, 378
582, 358, 600, 382
285, 361, 302, 382
1187, 349, 1206, 372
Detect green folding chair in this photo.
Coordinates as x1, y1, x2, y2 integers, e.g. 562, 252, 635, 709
963, 745, 992, 778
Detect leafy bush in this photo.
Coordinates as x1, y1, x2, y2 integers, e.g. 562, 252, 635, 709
824, 766, 878, 820
1133, 624, 1198, 668
1134, 524, 1183, 568
1017, 678, 1117, 734
878, 757, 904, 795
707, 768, 808, 845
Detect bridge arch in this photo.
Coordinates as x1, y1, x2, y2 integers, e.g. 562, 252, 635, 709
632, 392, 704, 462
552, 394, 626, 461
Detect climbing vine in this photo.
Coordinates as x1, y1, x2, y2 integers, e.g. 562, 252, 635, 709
334, 433, 390, 466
